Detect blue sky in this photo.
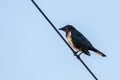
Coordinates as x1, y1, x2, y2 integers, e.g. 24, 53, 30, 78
0, 0, 120, 80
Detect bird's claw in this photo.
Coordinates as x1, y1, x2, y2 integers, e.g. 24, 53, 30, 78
76, 55, 80, 59
73, 51, 78, 56
73, 51, 83, 56
78, 52, 83, 56
73, 51, 83, 59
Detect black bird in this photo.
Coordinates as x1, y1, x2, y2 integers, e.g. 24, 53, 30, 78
59, 25, 106, 57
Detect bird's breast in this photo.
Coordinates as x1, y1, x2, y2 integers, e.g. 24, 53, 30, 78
66, 32, 80, 51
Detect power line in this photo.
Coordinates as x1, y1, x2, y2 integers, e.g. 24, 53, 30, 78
31, 0, 98, 80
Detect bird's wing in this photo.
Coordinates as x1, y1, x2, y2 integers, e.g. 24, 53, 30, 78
71, 29, 93, 49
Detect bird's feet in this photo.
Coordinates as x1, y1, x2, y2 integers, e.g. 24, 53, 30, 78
73, 51, 83, 57
73, 51, 78, 56
78, 52, 83, 56
73, 51, 83, 59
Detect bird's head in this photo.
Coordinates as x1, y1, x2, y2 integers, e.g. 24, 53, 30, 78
59, 25, 75, 32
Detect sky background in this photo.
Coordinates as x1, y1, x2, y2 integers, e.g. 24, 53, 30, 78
0, 0, 120, 80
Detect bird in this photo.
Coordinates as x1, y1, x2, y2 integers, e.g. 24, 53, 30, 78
59, 25, 106, 57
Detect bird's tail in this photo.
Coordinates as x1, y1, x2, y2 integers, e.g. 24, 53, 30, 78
92, 48, 106, 57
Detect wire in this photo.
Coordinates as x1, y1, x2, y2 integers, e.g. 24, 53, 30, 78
31, 0, 75, 55
31, 0, 98, 80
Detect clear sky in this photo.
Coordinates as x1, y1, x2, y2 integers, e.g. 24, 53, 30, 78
0, 0, 120, 80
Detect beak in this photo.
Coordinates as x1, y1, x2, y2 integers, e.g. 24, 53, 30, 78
59, 27, 64, 30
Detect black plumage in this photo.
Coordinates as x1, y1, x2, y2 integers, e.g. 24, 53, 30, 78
59, 25, 106, 57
